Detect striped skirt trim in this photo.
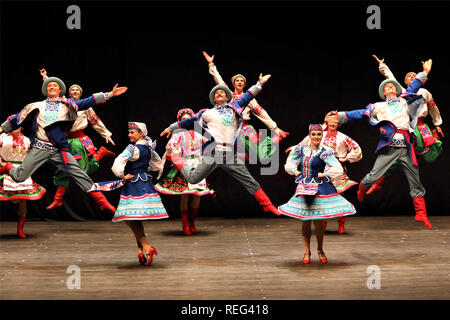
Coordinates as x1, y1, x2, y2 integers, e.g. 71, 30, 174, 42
0, 184, 46, 201
278, 193, 356, 221
112, 192, 168, 222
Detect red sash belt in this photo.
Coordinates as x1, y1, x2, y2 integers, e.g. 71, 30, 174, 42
396, 129, 418, 167
67, 130, 86, 139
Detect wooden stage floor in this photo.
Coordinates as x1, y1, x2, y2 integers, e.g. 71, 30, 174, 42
1, 216, 449, 300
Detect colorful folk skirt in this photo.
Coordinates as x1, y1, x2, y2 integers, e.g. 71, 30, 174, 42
155, 165, 214, 196
0, 163, 46, 201
112, 173, 168, 222
278, 193, 356, 221
332, 173, 358, 194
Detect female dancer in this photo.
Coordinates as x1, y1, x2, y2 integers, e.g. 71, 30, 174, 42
0, 126, 46, 238
111, 122, 168, 266
40, 69, 116, 212
278, 124, 356, 263
297, 111, 362, 233
155, 108, 214, 235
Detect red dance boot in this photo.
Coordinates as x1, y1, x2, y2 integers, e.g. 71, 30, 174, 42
166, 151, 186, 172
46, 186, 67, 209
180, 210, 192, 235
89, 192, 116, 213
413, 197, 432, 230
323, 219, 328, 231
357, 181, 368, 203
338, 217, 346, 234
17, 216, 26, 238
93, 146, 115, 162
188, 207, 199, 233
253, 188, 281, 216
366, 175, 386, 195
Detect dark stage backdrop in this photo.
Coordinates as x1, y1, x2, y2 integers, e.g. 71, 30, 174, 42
1, 1, 449, 221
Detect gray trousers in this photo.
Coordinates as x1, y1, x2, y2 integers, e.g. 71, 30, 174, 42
180, 154, 261, 195
361, 147, 425, 198
9, 147, 94, 192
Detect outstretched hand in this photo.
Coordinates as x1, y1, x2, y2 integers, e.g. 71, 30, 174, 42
259, 73, 271, 84
372, 54, 384, 64
422, 59, 433, 74
105, 136, 116, 145
109, 84, 128, 97
203, 51, 214, 64
160, 128, 172, 138
275, 128, 290, 139
40, 68, 48, 80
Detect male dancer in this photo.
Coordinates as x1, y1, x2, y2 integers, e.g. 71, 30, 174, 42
40, 69, 116, 212
367, 55, 444, 194
203, 51, 289, 145
0, 76, 127, 195
333, 59, 433, 229
160, 73, 280, 216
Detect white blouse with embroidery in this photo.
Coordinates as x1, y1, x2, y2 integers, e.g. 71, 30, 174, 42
285, 143, 343, 180
300, 130, 362, 163
379, 62, 442, 126
70, 107, 112, 138
112, 139, 163, 179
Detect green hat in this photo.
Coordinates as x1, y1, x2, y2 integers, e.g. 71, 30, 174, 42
209, 85, 233, 105
378, 79, 402, 100
42, 77, 66, 97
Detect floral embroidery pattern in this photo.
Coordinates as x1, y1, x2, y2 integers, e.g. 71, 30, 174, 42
44, 99, 61, 125
217, 107, 234, 126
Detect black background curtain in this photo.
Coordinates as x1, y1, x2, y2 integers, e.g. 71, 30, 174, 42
1, 1, 449, 221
